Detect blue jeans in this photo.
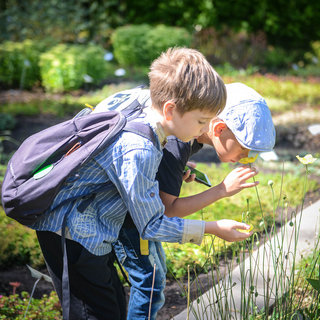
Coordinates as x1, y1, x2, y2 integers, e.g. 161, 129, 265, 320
113, 225, 167, 320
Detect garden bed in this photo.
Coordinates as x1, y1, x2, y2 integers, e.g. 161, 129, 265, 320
0, 165, 319, 320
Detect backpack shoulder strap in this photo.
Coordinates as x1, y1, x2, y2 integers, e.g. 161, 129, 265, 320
123, 121, 158, 147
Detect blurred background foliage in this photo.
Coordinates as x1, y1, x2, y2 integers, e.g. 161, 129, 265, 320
1, 0, 319, 52
0, 0, 319, 78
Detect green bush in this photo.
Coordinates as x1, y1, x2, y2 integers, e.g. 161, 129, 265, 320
112, 24, 192, 67
39, 44, 109, 92
0, 291, 62, 320
145, 24, 192, 62
0, 40, 44, 89
263, 46, 298, 71
293, 41, 320, 77
0, 209, 43, 269
0, 114, 16, 131
112, 24, 153, 67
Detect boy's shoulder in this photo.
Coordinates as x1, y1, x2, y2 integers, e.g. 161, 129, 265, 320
100, 123, 161, 161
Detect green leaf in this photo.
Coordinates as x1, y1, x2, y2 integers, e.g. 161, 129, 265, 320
306, 278, 320, 292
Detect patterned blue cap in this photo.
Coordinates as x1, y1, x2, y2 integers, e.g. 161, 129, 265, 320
218, 83, 276, 152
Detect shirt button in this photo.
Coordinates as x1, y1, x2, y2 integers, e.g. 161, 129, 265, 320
150, 192, 155, 197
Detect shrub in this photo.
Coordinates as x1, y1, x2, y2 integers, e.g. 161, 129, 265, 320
112, 24, 192, 67
0, 40, 44, 89
292, 41, 320, 77
0, 114, 16, 131
263, 46, 298, 72
0, 209, 43, 269
193, 27, 267, 69
39, 44, 109, 92
111, 24, 153, 67
145, 24, 192, 62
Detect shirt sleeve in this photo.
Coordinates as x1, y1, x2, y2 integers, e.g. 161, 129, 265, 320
108, 133, 205, 245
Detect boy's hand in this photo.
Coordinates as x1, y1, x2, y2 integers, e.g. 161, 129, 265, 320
219, 165, 259, 197
182, 161, 197, 183
205, 219, 253, 242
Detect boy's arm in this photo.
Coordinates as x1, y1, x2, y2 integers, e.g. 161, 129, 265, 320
162, 165, 259, 218
159, 187, 253, 242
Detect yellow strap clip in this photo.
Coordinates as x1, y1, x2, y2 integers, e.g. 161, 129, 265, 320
140, 238, 149, 255
85, 103, 94, 110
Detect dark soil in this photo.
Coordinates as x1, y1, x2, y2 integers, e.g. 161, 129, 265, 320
1, 89, 320, 319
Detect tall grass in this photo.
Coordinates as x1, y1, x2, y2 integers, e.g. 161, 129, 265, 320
164, 161, 319, 280
171, 158, 320, 319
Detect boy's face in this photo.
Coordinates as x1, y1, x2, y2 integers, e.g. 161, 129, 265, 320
169, 108, 217, 143
206, 121, 250, 163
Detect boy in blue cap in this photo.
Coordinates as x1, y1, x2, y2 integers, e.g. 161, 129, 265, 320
95, 82, 275, 319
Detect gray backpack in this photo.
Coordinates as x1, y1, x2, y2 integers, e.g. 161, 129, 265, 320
1, 87, 155, 226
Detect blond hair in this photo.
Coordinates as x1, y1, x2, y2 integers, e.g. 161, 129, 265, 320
148, 47, 226, 115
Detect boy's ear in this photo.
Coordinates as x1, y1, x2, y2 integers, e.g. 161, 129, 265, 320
212, 121, 227, 137
163, 101, 176, 120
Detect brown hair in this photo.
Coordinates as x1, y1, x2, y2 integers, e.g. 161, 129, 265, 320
148, 47, 226, 115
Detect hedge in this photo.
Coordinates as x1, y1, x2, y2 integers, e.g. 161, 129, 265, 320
112, 24, 192, 67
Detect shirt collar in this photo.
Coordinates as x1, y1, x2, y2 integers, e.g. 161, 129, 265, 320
144, 107, 167, 148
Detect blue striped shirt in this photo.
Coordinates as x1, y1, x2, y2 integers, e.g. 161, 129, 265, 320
32, 114, 205, 255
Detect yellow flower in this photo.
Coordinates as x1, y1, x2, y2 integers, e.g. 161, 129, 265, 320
296, 154, 318, 165
238, 153, 258, 164
237, 224, 253, 234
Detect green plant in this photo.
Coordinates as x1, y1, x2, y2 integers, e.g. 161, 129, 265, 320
111, 24, 153, 67
0, 114, 16, 131
145, 25, 192, 62
112, 24, 191, 67
263, 46, 298, 71
0, 114, 18, 164
0, 291, 62, 320
0, 209, 44, 268
223, 74, 320, 114
163, 161, 319, 279
0, 40, 45, 89
291, 41, 320, 77
39, 44, 109, 92
194, 27, 266, 70
178, 155, 320, 319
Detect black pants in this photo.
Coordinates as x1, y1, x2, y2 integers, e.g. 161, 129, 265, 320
36, 231, 127, 320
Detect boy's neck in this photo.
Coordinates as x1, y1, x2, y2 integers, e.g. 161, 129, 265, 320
146, 106, 168, 147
